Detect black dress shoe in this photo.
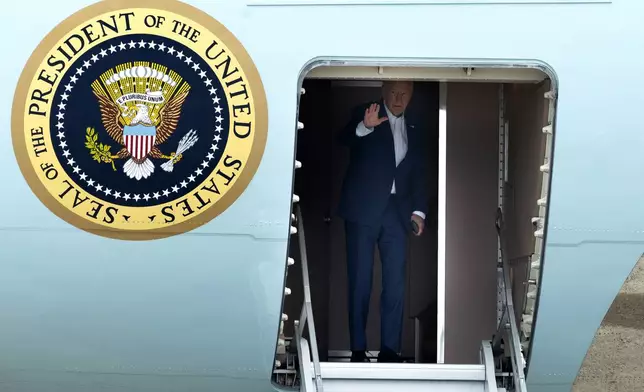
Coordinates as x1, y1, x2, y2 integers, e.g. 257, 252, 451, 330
350, 350, 369, 362
377, 348, 403, 363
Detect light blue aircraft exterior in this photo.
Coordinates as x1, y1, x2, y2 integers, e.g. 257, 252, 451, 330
1, 1, 642, 391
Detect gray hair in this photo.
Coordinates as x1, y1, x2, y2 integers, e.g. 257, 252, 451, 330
382, 80, 414, 93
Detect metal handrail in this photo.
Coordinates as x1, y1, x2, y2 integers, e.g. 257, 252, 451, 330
294, 205, 324, 391
481, 341, 499, 392
494, 208, 527, 392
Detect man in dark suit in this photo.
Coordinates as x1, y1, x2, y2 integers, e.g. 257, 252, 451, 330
338, 80, 429, 363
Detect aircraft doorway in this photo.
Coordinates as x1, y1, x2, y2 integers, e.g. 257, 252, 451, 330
275, 67, 553, 386
285, 79, 440, 364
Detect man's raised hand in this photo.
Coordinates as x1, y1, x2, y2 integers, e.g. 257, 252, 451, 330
364, 103, 388, 128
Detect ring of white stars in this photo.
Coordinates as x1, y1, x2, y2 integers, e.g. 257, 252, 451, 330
54, 38, 226, 204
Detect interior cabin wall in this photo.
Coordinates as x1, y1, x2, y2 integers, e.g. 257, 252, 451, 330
442, 81, 549, 364
504, 82, 550, 324
444, 82, 500, 364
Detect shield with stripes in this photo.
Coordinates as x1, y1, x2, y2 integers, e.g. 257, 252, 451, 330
123, 124, 157, 160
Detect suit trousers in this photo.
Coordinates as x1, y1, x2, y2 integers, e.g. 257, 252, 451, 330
345, 195, 407, 353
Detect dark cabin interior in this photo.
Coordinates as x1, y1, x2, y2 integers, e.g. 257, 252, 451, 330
284, 79, 439, 363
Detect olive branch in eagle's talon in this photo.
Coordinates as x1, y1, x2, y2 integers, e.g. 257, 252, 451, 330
84, 127, 121, 171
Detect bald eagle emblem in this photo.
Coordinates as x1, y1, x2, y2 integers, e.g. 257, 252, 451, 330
86, 62, 199, 180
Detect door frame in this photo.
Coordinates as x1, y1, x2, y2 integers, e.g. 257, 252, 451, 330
296, 58, 556, 365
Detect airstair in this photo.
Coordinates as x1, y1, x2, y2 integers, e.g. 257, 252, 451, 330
272, 86, 537, 392
273, 205, 526, 392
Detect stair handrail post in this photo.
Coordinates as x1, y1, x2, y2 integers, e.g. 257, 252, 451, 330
495, 208, 528, 392
480, 340, 498, 392
295, 205, 324, 391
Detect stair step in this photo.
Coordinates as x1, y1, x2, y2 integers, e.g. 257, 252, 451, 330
319, 381, 492, 392
311, 362, 494, 392
316, 362, 486, 381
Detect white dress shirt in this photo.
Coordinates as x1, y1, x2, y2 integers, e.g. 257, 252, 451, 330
355, 105, 426, 221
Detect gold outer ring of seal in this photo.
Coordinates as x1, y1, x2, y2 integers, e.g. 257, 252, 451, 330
11, 0, 269, 241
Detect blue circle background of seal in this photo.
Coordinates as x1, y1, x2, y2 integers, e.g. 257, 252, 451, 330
50, 33, 230, 208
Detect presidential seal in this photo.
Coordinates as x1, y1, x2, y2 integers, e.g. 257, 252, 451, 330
12, 0, 268, 240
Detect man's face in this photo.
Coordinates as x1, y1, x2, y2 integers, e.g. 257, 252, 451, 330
383, 81, 413, 116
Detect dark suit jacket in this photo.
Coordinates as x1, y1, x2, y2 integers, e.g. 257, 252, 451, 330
337, 100, 429, 230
